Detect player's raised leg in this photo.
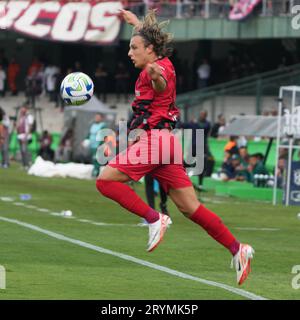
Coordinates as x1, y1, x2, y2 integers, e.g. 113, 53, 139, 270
168, 186, 254, 285
96, 165, 170, 251
96, 165, 159, 223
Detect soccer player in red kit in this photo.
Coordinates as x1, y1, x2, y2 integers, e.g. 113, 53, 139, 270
96, 9, 254, 285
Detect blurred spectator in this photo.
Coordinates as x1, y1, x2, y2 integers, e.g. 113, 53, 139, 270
54, 67, 64, 110
0, 112, 4, 150
224, 136, 239, 155
140, 174, 169, 226
44, 63, 59, 102
16, 104, 35, 169
237, 135, 248, 148
25, 67, 44, 108
83, 113, 107, 177
235, 146, 250, 181
197, 59, 211, 89
55, 68, 73, 111
262, 109, 270, 116
198, 110, 211, 137
74, 61, 82, 72
115, 62, 130, 102
270, 108, 278, 117
7, 58, 20, 96
218, 153, 241, 181
247, 153, 269, 183
38, 130, 54, 161
198, 111, 214, 189
0, 50, 8, 70
0, 65, 6, 97
275, 156, 286, 188
238, 146, 249, 164
55, 128, 73, 163
94, 63, 108, 102
0, 107, 10, 168
211, 114, 226, 138
27, 57, 43, 77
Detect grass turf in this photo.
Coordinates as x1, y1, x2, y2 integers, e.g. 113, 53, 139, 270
0, 163, 299, 300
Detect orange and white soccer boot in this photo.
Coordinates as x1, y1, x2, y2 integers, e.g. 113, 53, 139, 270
231, 243, 255, 285
147, 213, 171, 252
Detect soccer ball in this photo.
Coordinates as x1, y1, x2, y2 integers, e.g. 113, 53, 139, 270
60, 72, 94, 106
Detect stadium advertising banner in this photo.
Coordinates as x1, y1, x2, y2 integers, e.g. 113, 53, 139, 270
0, 1, 123, 44
283, 161, 300, 206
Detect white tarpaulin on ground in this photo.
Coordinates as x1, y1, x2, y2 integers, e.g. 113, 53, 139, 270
28, 156, 93, 179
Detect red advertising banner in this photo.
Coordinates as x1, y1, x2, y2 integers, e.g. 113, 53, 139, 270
0, 1, 123, 44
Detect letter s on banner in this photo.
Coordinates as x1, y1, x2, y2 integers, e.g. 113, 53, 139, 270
14, 2, 60, 37
85, 2, 123, 43
0, 1, 29, 29
51, 2, 90, 42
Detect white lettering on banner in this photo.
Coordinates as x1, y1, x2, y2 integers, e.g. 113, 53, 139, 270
51, 2, 90, 42
283, 107, 300, 135
0, 1, 122, 43
14, 1, 60, 37
0, 1, 29, 29
85, 2, 123, 42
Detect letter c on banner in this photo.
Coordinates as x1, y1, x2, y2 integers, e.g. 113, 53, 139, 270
14, 1, 60, 37
0, 1, 30, 29
51, 2, 90, 42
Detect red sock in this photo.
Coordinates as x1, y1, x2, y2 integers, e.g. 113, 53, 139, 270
189, 204, 240, 256
96, 179, 159, 223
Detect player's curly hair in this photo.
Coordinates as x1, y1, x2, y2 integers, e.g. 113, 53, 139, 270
132, 10, 173, 58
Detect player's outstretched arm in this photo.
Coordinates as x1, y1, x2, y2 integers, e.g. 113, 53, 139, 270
120, 9, 141, 28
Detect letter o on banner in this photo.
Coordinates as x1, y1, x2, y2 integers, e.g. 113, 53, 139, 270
51, 2, 90, 42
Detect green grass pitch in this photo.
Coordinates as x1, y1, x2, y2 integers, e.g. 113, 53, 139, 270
0, 164, 299, 300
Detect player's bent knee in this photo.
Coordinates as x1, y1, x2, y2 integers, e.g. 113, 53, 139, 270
98, 165, 130, 182
177, 201, 200, 217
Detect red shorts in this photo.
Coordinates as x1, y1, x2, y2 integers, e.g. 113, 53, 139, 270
108, 129, 192, 193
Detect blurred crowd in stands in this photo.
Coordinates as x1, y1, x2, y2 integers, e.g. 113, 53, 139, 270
29, 0, 297, 19
0, 47, 296, 108
0, 99, 297, 191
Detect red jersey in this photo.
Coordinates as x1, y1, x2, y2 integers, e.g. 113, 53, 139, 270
130, 57, 180, 130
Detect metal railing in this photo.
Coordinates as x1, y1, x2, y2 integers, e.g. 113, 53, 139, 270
127, 0, 299, 19
176, 63, 300, 121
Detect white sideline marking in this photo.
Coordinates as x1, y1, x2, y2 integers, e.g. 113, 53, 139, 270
36, 208, 50, 212
0, 216, 267, 301
235, 227, 279, 232
0, 197, 15, 202
24, 205, 37, 209
1, 198, 138, 228
2, 199, 280, 233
